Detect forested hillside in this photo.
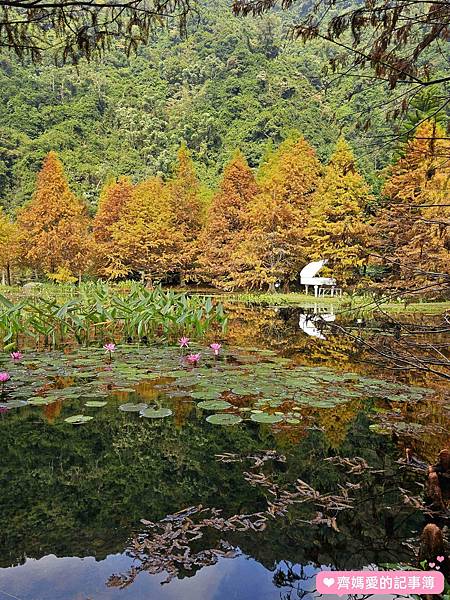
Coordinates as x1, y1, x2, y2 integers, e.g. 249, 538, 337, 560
0, 0, 412, 211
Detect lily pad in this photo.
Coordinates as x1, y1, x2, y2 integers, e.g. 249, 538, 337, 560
85, 401, 108, 408
197, 400, 232, 410
191, 390, 220, 400
206, 413, 242, 426
64, 415, 93, 424
119, 403, 148, 412
140, 407, 173, 419
2, 400, 28, 408
250, 412, 283, 424
28, 397, 55, 406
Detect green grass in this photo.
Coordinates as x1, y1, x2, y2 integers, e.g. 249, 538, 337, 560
219, 291, 450, 314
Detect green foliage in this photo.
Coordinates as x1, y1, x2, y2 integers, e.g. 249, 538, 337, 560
0, 282, 227, 348
0, 1, 408, 211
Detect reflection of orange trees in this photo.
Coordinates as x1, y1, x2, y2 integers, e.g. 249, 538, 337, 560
223, 303, 288, 349
172, 400, 194, 429
43, 399, 63, 423
292, 336, 358, 369
112, 389, 132, 403
396, 395, 450, 463
318, 399, 362, 450
273, 424, 309, 448
135, 379, 163, 402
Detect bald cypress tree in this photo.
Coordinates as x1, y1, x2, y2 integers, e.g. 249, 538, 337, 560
376, 121, 449, 288
231, 135, 321, 290
168, 145, 203, 285
93, 176, 134, 276
305, 138, 372, 285
17, 151, 90, 280
197, 150, 259, 289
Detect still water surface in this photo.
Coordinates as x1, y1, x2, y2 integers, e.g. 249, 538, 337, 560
0, 303, 448, 600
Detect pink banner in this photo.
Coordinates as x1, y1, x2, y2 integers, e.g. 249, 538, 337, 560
316, 570, 445, 595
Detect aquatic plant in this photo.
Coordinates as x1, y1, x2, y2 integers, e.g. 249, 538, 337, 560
0, 283, 227, 349
185, 353, 201, 366
210, 342, 221, 356
10, 351, 23, 361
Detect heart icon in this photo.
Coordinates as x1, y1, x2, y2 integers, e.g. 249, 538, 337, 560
323, 578, 335, 587
436, 566, 440, 570
437, 556, 445, 562
429, 562, 435, 568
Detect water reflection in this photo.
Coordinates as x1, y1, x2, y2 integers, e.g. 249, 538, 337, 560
0, 303, 448, 600
298, 305, 336, 340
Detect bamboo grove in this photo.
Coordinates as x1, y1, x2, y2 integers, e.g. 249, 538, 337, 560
1, 121, 449, 293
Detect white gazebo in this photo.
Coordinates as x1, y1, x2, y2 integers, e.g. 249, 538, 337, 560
299, 259, 340, 297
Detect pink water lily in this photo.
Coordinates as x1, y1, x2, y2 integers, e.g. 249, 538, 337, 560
0, 372, 10, 383
210, 343, 221, 356
10, 351, 23, 361
178, 336, 190, 348
0, 406, 8, 413
185, 353, 201, 366
103, 343, 116, 353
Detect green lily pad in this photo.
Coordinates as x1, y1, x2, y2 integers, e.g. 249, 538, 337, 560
250, 413, 283, 424
140, 407, 173, 419
85, 401, 107, 407
1, 400, 28, 408
197, 400, 232, 410
119, 403, 148, 412
206, 413, 242, 426
286, 418, 301, 425
64, 415, 93, 424
28, 397, 55, 406
191, 390, 220, 400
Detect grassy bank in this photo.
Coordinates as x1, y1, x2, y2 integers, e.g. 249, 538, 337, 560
218, 291, 450, 315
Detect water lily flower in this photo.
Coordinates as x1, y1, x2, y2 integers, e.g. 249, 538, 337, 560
10, 351, 23, 361
210, 343, 221, 356
185, 353, 201, 366
0, 406, 8, 414
104, 343, 116, 353
0, 371, 10, 394
178, 336, 190, 348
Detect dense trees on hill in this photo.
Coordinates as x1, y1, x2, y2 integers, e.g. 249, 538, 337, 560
4, 0, 444, 213
4, 123, 448, 293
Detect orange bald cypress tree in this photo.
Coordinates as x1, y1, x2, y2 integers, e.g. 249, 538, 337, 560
231, 135, 321, 290
197, 150, 259, 289
376, 121, 449, 288
108, 177, 178, 280
305, 138, 372, 285
168, 145, 203, 284
17, 151, 90, 279
93, 176, 134, 276
0, 208, 17, 284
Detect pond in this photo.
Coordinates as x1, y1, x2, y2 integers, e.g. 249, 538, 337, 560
0, 302, 448, 600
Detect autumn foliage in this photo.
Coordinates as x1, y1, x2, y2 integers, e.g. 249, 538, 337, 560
6, 126, 448, 293
231, 136, 321, 290
197, 150, 259, 288
93, 176, 134, 276
375, 122, 449, 289
305, 138, 372, 285
168, 146, 203, 284
17, 151, 90, 280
